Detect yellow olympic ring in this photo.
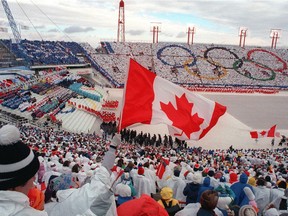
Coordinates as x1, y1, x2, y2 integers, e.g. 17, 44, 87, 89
184, 57, 227, 80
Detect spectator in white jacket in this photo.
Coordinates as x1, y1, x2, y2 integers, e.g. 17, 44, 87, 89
0, 124, 119, 216
0, 125, 48, 216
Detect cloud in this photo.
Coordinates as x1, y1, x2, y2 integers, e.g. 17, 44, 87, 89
176, 32, 186, 38
35, 25, 46, 29
2, 0, 288, 47
64, 26, 94, 33
126, 29, 145, 36
48, 28, 59, 33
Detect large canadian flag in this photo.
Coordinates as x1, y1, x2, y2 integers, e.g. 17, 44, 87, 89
119, 59, 227, 140
250, 125, 277, 139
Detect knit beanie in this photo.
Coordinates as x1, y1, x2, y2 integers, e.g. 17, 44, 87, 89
229, 172, 238, 184
0, 125, 40, 190
138, 167, 144, 175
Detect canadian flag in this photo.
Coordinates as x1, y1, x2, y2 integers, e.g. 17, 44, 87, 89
119, 59, 227, 140
250, 125, 277, 139
156, 158, 170, 179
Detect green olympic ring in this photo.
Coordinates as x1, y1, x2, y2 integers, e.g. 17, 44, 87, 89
233, 59, 275, 81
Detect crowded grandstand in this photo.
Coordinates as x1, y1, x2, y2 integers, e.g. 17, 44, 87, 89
1, 1, 288, 216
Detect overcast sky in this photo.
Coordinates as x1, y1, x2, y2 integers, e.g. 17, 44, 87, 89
0, 0, 288, 48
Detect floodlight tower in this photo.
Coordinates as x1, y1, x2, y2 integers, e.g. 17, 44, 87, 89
270, 29, 281, 49
1, 0, 21, 43
150, 22, 161, 43
187, 26, 195, 45
239, 27, 248, 48
117, 0, 125, 43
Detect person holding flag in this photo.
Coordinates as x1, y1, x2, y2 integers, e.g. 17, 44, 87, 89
118, 58, 226, 141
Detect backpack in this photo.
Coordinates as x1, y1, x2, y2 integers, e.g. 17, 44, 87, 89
161, 199, 181, 216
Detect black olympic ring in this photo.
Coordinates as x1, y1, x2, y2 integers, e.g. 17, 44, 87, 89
157, 45, 196, 68
204, 47, 242, 70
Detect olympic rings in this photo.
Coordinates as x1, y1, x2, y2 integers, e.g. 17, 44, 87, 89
184, 57, 228, 80
155, 44, 286, 82
233, 59, 276, 81
157, 45, 196, 68
247, 48, 287, 72
203, 47, 242, 69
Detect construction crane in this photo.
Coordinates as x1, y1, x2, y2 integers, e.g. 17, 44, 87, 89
1, 0, 21, 43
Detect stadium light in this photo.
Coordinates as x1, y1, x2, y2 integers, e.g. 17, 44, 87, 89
187, 26, 195, 45
270, 29, 281, 49
150, 22, 161, 43
239, 27, 248, 48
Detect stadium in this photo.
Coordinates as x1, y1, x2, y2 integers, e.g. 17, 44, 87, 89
0, 0, 288, 150
1, 1, 288, 216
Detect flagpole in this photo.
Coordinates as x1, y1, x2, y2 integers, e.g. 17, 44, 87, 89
117, 58, 132, 132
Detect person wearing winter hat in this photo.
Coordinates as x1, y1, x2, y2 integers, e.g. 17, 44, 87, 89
134, 166, 153, 198
248, 177, 257, 187
183, 172, 202, 204
197, 177, 214, 202
45, 133, 122, 216
115, 172, 136, 206
164, 167, 187, 205
229, 172, 238, 185
157, 187, 181, 216
230, 173, 254, 207
238, 205, 257, 216
138, 166, 145, 175
0, 124, 46, 216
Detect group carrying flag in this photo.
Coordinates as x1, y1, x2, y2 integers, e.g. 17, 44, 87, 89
118, 58, 227, 140
250, 124, 277, 139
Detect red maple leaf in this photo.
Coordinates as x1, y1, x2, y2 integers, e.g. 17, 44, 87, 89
260, 130, 267, 136
160, 93, 204, 138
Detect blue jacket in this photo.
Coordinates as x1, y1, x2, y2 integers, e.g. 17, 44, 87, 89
183, 182, 201, 204
197, 177, 214, 202
230, 173, 253, 206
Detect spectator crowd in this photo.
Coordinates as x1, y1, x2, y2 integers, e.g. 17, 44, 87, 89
0, 122, 288, 216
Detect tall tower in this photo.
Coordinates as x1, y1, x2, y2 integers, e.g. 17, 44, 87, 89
187, 26, 195, 45
1, 0, 21, 43
239, 27, 248, 48
117, 0, 125, 43
270, 29, 281, 49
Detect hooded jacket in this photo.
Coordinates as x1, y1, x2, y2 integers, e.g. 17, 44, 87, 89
183, 182, 201, 204
230, 173, 254, 207
197, 177, 214, 202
